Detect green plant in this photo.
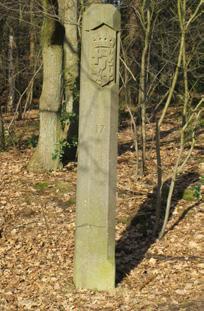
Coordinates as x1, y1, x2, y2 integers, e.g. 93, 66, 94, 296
60, 111, 77, 129
67, 197, 76, 207
193, 176, 204, 200
182, 187, 196, 202
27, 134, 39, 148
194, 185, 201, 200
52, 139, 68, 160
199, 117, 204, 128
52, 138, 78, 161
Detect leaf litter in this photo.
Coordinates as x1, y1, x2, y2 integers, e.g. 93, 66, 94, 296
0, 114, 203, 310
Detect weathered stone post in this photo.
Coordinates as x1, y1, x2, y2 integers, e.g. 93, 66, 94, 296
73, 4, 120, 291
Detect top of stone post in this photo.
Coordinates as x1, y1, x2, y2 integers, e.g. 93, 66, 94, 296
83, 4, 121, 31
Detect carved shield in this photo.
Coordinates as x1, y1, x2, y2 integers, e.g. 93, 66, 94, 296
90, 25, 116, 87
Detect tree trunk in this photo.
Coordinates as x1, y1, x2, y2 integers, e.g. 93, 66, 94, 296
24, 0, 35, 116
61, 0, 78, 114
28, 0, 64, 172
8, 32, 15, 113
138, 8, 151, 175
58, 0, 79, 162
0, 110, 5, 151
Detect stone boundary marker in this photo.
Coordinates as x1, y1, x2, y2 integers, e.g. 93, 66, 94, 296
73, 4, 121, 290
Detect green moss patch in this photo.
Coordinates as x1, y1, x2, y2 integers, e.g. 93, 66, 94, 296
199, 117, 204, 127
118, 216, 131, 225
182, 187, 196, 202
34, 181, 49, 192
55, 181, 73, 194
67, 197, 76, 207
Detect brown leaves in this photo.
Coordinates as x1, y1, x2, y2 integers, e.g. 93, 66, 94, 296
0, 115, 203, 310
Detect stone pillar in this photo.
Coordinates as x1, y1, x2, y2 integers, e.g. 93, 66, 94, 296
74, 4, 120, 291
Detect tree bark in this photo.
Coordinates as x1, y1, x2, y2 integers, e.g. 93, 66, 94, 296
8, 32, 15, 113
0, 110, 5, 151
28, 0, 64, 172
25, 0, 35, 113
61, 0, 78, 114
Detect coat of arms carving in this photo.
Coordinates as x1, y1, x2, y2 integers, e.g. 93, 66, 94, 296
90, 25, 116, 87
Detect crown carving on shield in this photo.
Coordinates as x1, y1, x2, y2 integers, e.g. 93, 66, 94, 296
92, 34, 115, 49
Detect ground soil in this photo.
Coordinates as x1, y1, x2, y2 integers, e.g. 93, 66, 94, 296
0, 110, 203, 310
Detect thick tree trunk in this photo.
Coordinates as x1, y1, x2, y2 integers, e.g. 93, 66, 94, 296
28, 0, 64, 172
28, 112, 63, 171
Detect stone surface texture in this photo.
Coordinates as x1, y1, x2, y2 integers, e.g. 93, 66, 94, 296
74, 4, 120, 290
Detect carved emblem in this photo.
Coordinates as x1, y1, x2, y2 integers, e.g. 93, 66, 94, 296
90, 25, 116, 87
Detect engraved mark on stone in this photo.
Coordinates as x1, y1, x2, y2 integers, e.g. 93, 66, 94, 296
90, 25, 116, 87
96, 124, 105, 135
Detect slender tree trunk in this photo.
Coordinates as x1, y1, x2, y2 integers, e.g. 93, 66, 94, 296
16, 2, 23, 119
8, 32, 15, 113
153, 119, 162, 235
29, 0, 35, 71
22, 0, 36, 117
159, 104, 202, 238
58, 0, 79, 161
0, 110, 5, 151
62, 0, 78, 115
28, 0, 64, 172
138, 9, 150, 175
154, 30, 185, 234
26, 0, 35, 113
158, 0, 203, 237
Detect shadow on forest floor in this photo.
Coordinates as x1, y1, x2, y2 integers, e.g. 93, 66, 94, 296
118, 126, 179, 156
116, 171, 199, 284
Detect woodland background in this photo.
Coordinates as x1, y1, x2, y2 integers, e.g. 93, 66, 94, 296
0, 0, 203, 310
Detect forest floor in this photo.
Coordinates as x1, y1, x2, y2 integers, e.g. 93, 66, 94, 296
0, 109, 203, 311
